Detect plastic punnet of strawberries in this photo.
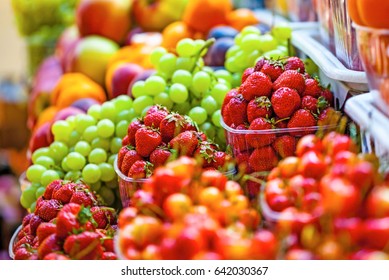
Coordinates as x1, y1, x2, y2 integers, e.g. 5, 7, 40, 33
221, 56, 339, 176
12, 180, 118, 260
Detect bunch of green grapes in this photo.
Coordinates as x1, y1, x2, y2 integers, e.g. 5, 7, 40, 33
21, 95, 139, 211
225, 24, 293, 84
131, 38, 231, 148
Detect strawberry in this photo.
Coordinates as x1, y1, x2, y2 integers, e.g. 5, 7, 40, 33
246, 117, 276, 148
14, 234, 34, 251
118, 145, 131, 168
135, 126, 162, 157
36, 199, 62, 222
120, 148, 143, 175
239, 71, 273, 101
317, 107, 337, 126
194, 141, 218, 167
274, 118, 288, 129
320, 88, 334, 107
273, 70, 306, 95
52, 182, 77, 204
128, 160, 153, 179
64, 231, 103, 260
212, 151, 232, 169
36, 222, 57, 244
37, 233, 62, 260
127, 119, 143, 146
183, 115, 198, 132
303, 78, 322, 97
169, 131, 199, 156
249, 146, 279, 172
235, 151, 252, 173
271, 87, 301, 118
221, 88, 238, 117
14, 246, 37, 260
70, 188, 98, 207
272, 135, 297, 158
146, 104, 167, 116
159, 113, 187, 143
96, 228, 116, 252
29, 215, 43, 236
232, 124, 250, 152
144, 109, 169, 128
150, 146, 172, 167
102, 252, 117, 260
91, 206, 117, 229
242, 67, 255, 83
301, 95, 318, 113
224, 94, 248, 126
121, 135, 130, 146
253, 57, 266, 72
284, 57, 305, 73
43, 180, 63, 200
247, 96, 273, 123
56, 203, 94, 239
287, 109, 317, 136
43, 253, 70, 260
261, 59, 284, 81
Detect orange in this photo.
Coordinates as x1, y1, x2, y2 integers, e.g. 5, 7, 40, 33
182, 0, 233, 34
162, 21, 195, 51
226, 8, 259, 31
354, 0, 389, 28
347, 0, 364, 25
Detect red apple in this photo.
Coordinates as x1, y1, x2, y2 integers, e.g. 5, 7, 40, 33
55, 25, 80, 71
28, 122, 52, 154
76, 0, 133, 44
107, 63, 144, 99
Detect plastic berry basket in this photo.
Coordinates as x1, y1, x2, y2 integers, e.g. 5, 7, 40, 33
8, 225, 22, 260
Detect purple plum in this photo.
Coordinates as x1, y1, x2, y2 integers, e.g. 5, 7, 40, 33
204, 37, 235, 67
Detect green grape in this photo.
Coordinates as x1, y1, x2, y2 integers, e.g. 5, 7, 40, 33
200, 122, 216, 139
263, 49, 286, 60
141, 106, 152, 117
225, 57, 241, 73
20, 184, 38, 209
98, 162, 116, 182
91, 137, 111, 151
66, 152, 86, 170
66, 116, 76, 129
87, 104, 102, 120
212, 109, 222, 128
131, 81, 147, 98
188, 107, 207, 125
214, 69, 232, 85
217, 127, 226, 143
191, 98, 201, 107
82, 163, 101, 184
30, 201, 36, 213
248, 50, 261, 66
64, 170, 82, 181
154, 71, 169, 80
83, 125, 98, 143
172, 69, 192, 88
211, 83, 230, 105
234, 33, 245, 46
34, 156, 55, 169
35, 186, 46, 199
176, 38, 196, 57
61, 157, 71, 172
201, 96, 218, 115
150, 46, 167, 66
115, 120, 130, 138
157, 53, 177, 76
272, 23, 292, 41
175, 57, 194, 71
100, 102, 116, 121
99, 186, 115, 206
108, 154, 117, 166
173, 102, 191, 115
88, 148, 107, 164
258, 34, 278, 53
241, 26, 261, 35
116, 108, 137, 122
241, 33, 261, 52
74, 141, 91, 157
133, 96, 154, 115
144, 76, 167, 96
106, 179, 119, 189
56, 170, 65, 179
192, 71, 211, 95
75, 114, 96, 134
40, 170, 60, 186
49, 141, 69, 163
226, 45, 240, 59
169, 83, 188, 104
154, 92, 173, 109
26, 165, 47, 183
31, 147, 50, 163
68, 130, 81, 147
217, 79, 232, 90
110, 137, 122, 154
97, 119, 115, 138
51, 120, 72, 141
90, 181, 102, 192
234, 50, 250, 69
277, 45, 288, 54
113, 95, 133, 112
304, 58, 319, 76
194, 39, 206, 52
232, 72, 242, 88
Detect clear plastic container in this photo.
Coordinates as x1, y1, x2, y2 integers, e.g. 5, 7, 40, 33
8, 225, 22, 260
287, 0, 317, 22
353, 23, 389, 109
316, 0, 335, 52
330, 0, 364, 71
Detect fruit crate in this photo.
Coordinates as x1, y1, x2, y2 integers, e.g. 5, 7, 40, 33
344, 92, 389, 171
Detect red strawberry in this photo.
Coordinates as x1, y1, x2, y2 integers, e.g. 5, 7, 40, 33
29, 215, 43, 236
159, 113, 187, 143
96, 228, 116, 252
64, 231, 103, 260
284, 57, 305, 73
274, 118, 288, 129
320, 88, 334, 107
150, 147, 172, 167
91, 206, 117, 229
242, 67, 255, 83
36, 222, 57, 244
254, 57, 266, 72
127, 119, 143, 146
224, 94, 248, 126
37, 233, 62, 260
235, 151, 253, 173
146, 105, 167, 116
36, 199, 62, 222
52, 182, 76, 204
301, 95, 318, 113
169, 131, 199, 156
261, 59, 284, 81
120, 148, 143, 175
221, 88, 238, 117
43, 180, 63, 200
194, 141, 218, 167
135, 126, 162, 157
239, 71, 273, 101
121, 135, 130, 146
212, 151, 232, 169
271, 87, 301, 118
303, 78, 322, 97
144, 109, 169, 128
246, 117, 276, 148
70, 188, 98, 207
43, 253, 70, 260
118, 146, 131, 168
272, 135, 297, 158
22, 213, 34, 227
128, 160, 153, 179
287, 109, 317, 136
317, 107, 337, 126
14, 247, 37, 260
247, 96, 273, 123
273, 70, 306, 95
56, 203, 94, 239
232, 124, 250, 152
14, 234, 34, 251
249, 146, 279, 172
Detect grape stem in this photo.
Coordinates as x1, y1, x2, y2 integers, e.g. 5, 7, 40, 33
191, 38, 216, 72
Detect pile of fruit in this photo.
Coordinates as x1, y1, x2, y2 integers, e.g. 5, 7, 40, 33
117, 105, 233, 179
116, 157, 279, 260
13, 180, 117, 260
221, 56, 337, 175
